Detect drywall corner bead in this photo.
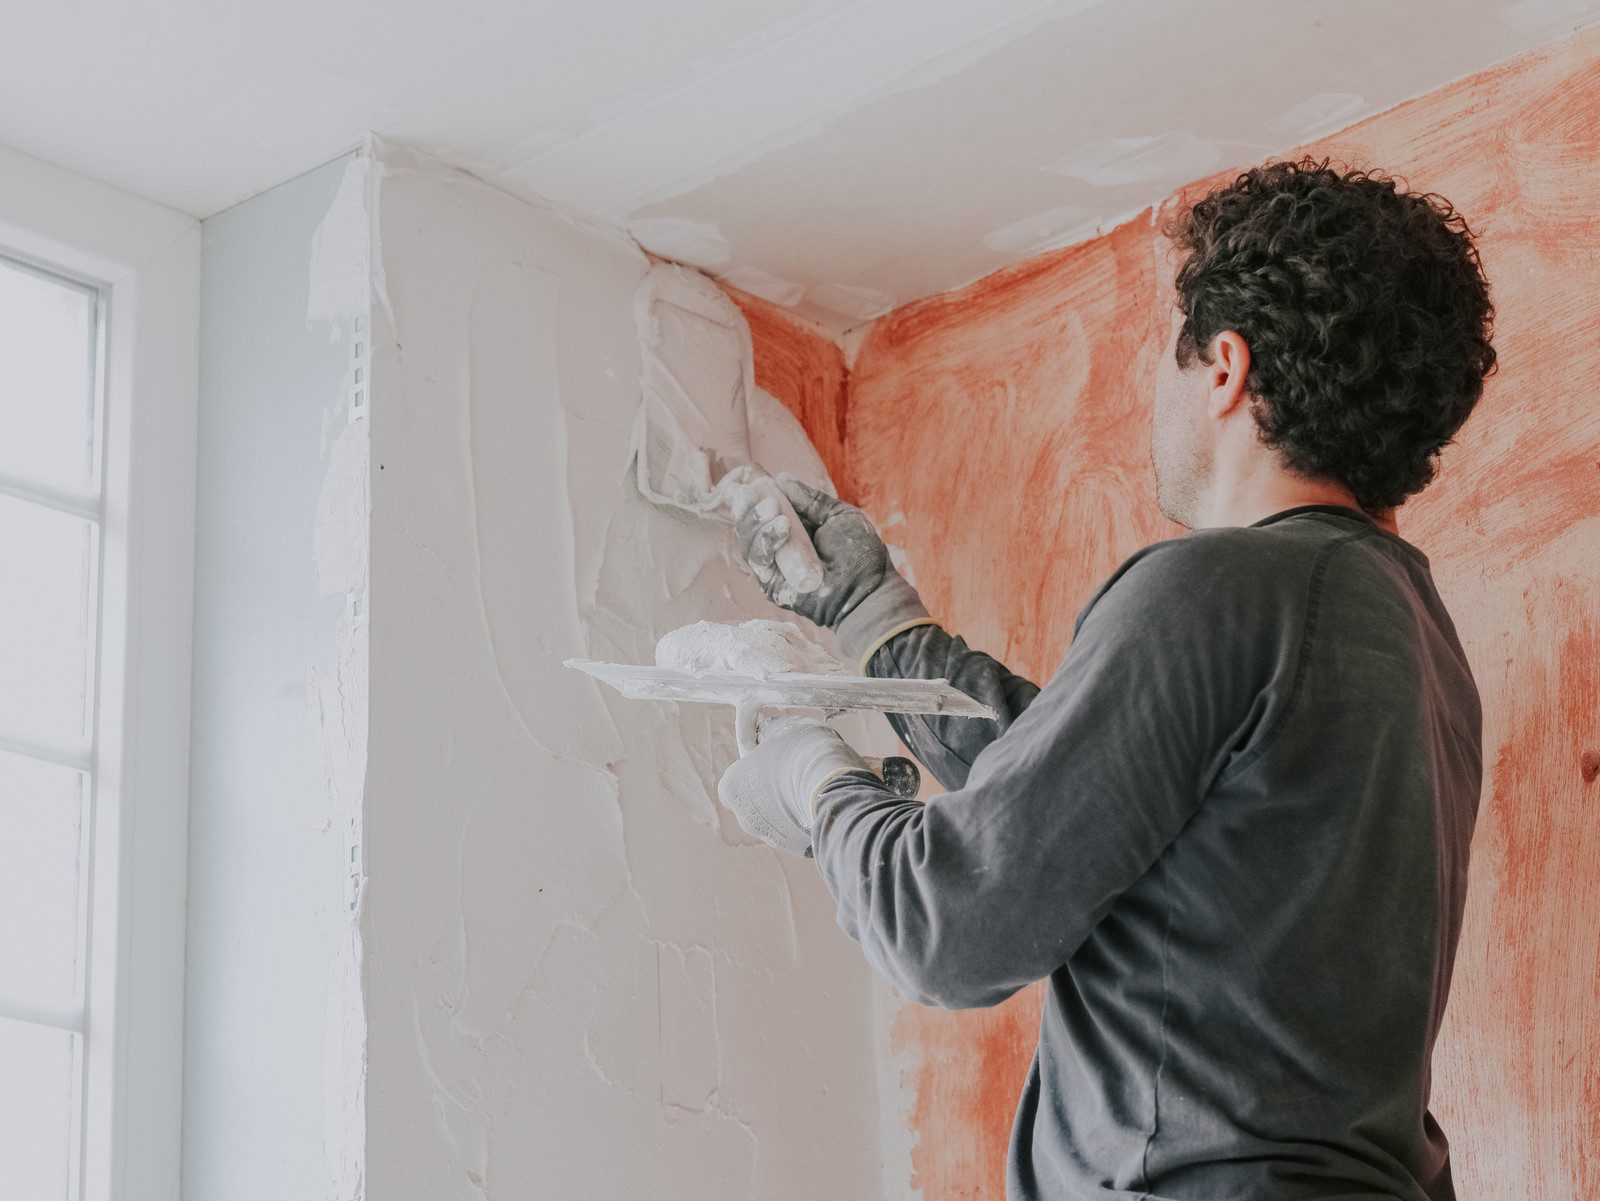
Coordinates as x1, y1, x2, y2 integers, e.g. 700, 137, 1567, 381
309, 426, 370, 1201
306, 151, 372, 1200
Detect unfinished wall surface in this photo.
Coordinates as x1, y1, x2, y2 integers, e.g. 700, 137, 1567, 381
363, 144, 890, 1200
187, 153, 369, 1200
729, 289, 852, 495
778, 27, 1600, 1201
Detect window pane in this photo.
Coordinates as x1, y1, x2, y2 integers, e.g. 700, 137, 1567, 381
0, 493, 96, 749
0, 1017, 76, 1200
0, 258, 96, 495
0, 750, 86, 1012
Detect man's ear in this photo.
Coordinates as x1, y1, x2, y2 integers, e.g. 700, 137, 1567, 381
1204, 330, 1252, 419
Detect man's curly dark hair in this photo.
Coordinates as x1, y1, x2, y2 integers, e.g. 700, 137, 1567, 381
1161, 157, 1496, 511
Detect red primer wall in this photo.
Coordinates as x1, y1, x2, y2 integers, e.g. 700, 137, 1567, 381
745, 25, 1600, 1201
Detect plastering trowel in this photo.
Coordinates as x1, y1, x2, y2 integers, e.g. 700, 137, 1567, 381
632, 262, 825, 604
564, 658, 997, 798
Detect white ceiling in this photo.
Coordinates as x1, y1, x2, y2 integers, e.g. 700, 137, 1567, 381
3, 0, 1595, 328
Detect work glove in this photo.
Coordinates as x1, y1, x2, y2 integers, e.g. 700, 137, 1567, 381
735, 475, 931, 668
716, 717, 868, 857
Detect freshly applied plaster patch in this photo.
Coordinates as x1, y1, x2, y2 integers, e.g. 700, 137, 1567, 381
628, 216, 733, 269
719, 265, 805, 308
983, 204, 1100, 255
809, 281, 896, 324
1266, 92, 1369, 140
305, 153, 371, 1201
368, 146, 885, 1201
1047, 131, 1260, 187
656, 619, 845, 677
633, 263, 825, 602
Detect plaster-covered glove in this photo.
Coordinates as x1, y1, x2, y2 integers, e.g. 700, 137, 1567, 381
735, 475, 931, 668
716, 717, 868, 857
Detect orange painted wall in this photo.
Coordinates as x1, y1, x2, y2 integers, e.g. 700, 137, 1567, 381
746, 25, 1600, 1201
728, 287, 852, 494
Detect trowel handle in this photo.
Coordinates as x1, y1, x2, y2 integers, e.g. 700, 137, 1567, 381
753, 476, 824, 595
775, 533, 824, 596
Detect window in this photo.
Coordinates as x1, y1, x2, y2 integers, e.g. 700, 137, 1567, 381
0, 145, 198, 1201
0, 253, 102, 1200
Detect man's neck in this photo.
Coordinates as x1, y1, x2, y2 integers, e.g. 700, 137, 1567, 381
1191, 472, 1385, 531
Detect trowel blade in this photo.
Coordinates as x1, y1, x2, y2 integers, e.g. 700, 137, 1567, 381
564, 659, 996, 721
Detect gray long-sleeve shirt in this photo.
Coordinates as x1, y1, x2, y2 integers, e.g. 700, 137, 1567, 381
812, 506, 1482, 1200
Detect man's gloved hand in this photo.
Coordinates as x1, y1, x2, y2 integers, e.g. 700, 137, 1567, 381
736, 475, 887, 626
716, 717, 868, 857
735, 475, 931, 667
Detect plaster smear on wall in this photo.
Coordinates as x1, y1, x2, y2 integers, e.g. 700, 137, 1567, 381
306, 153, 373, 1201
363, 143, 889, 1199
188, 152, 374, 1201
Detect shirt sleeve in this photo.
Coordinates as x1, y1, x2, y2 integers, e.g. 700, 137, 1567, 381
868, 624, 1040, 791
811, 536, 1263, 1009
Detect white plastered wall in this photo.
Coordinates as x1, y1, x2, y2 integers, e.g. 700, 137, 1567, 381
362, 142, 890, 1199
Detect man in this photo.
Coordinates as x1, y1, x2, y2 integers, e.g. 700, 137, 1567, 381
720, 159, 1497, 1200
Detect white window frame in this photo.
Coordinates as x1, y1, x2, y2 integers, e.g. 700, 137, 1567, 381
0, 143, 199, 1201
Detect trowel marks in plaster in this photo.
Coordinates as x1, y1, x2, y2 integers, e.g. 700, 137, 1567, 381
365, 147, 884, 1201
785, 27, 1600, 1201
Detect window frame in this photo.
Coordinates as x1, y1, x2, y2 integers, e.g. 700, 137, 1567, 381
0, 143, 199, 1201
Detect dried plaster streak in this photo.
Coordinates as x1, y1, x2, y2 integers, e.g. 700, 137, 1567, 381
306, 152, 372, 1201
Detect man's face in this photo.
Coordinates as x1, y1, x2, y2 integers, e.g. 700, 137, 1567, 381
1150, 306, 1212, 529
